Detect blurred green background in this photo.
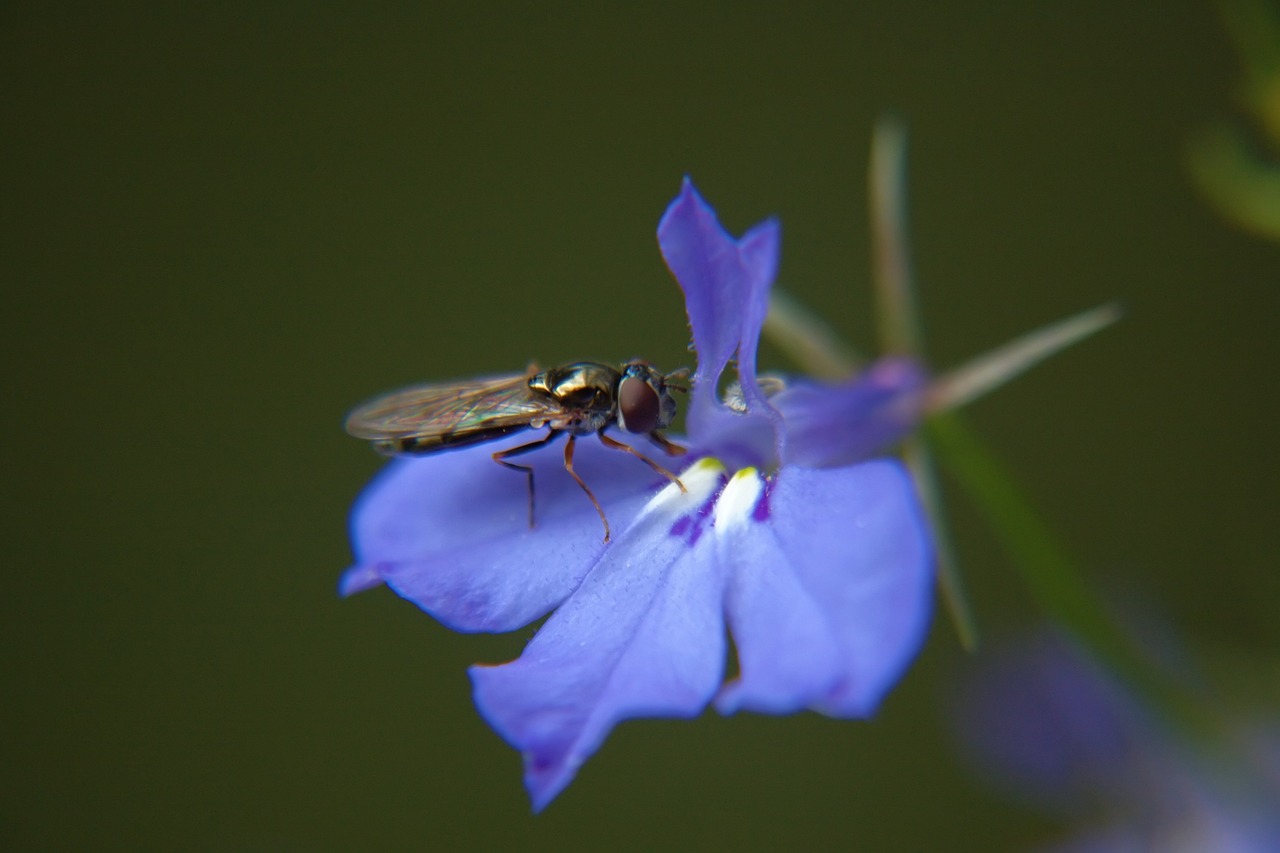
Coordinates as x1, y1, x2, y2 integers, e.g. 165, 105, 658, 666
4, 3, 1277, 849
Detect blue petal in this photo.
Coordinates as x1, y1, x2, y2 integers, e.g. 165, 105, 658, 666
774, 357, 928, 468
346, 433, 677, 632
470, 461, 728, 811
337, 563, 382, 597
657, 179, 781, 466
715, 461, 934, 717
732, 223, 781, 414
953, 631, 1146, 806
956, 633, 1280, 846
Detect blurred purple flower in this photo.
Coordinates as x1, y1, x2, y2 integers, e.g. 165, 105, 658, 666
955, 631, 1280, 851
342, 179, 934, 810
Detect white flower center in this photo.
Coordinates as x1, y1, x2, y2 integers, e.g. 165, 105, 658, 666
636, 457, 725, 523
713, 467, 764, 534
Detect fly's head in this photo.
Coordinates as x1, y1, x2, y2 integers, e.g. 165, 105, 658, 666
615, 361, 686, 435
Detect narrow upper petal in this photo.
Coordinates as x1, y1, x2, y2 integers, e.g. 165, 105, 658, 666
470, 460, 729, 811
716, 461, 934, 717
732, 220, 781, 414
656, 179, 751, 411
774, 357, 928, 468
345, 433, 677, 632
657, 178, 781, 465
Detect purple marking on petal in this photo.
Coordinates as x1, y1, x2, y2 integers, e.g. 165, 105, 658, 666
669, 515, 691, 538
751, 484, 772, 523
664, 466, 728, 546
691, 480, 729, 546
685, 513, 708, 547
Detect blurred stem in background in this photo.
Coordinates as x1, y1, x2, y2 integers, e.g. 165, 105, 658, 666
1188, 0, 1280, 239
763, 118, 1226, 746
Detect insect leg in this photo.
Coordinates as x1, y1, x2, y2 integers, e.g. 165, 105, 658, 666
562, 435, 612, 543
598, 432, 687, 494
492, 430, 562, 529
647, 430, 687, 457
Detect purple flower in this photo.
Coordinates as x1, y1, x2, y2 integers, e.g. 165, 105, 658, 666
955, 631, 1280, 851
342, 179, 934, 810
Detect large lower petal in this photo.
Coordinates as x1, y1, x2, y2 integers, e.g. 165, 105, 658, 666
343, 432, 677, 632
716, 460, 933, 718
470, 460, 728, 811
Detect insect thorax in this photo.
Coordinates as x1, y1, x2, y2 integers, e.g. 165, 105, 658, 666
528, 362, 620, 435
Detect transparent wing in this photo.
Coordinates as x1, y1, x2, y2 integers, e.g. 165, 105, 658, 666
345, 370, 562, 443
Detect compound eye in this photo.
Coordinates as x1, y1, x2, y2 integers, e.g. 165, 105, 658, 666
617, 375, 660, 434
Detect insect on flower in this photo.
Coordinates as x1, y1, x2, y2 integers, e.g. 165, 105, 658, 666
345, 360, 690, 541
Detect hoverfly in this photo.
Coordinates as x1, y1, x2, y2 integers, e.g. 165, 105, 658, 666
345, 360, 689, 542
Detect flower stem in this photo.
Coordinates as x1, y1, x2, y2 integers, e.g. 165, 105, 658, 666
868, 115, 979, 650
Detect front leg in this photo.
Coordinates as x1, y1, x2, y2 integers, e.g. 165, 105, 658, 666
648, 430, 686, 457
599, 432, 686, 493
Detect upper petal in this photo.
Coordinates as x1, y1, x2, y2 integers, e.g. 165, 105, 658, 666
716, 461, 934, 717
344, 433, 676, 632
775, 357, 928, 468
657, 179, 781, 463
470, 460, 729, 810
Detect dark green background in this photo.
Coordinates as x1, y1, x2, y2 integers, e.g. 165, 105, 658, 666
5, 3, 1276, 849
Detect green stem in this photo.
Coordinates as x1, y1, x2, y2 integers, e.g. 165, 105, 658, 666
927, 411, 1222, 741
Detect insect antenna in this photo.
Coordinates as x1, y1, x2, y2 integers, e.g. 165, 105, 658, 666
664, 366, 691, 392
